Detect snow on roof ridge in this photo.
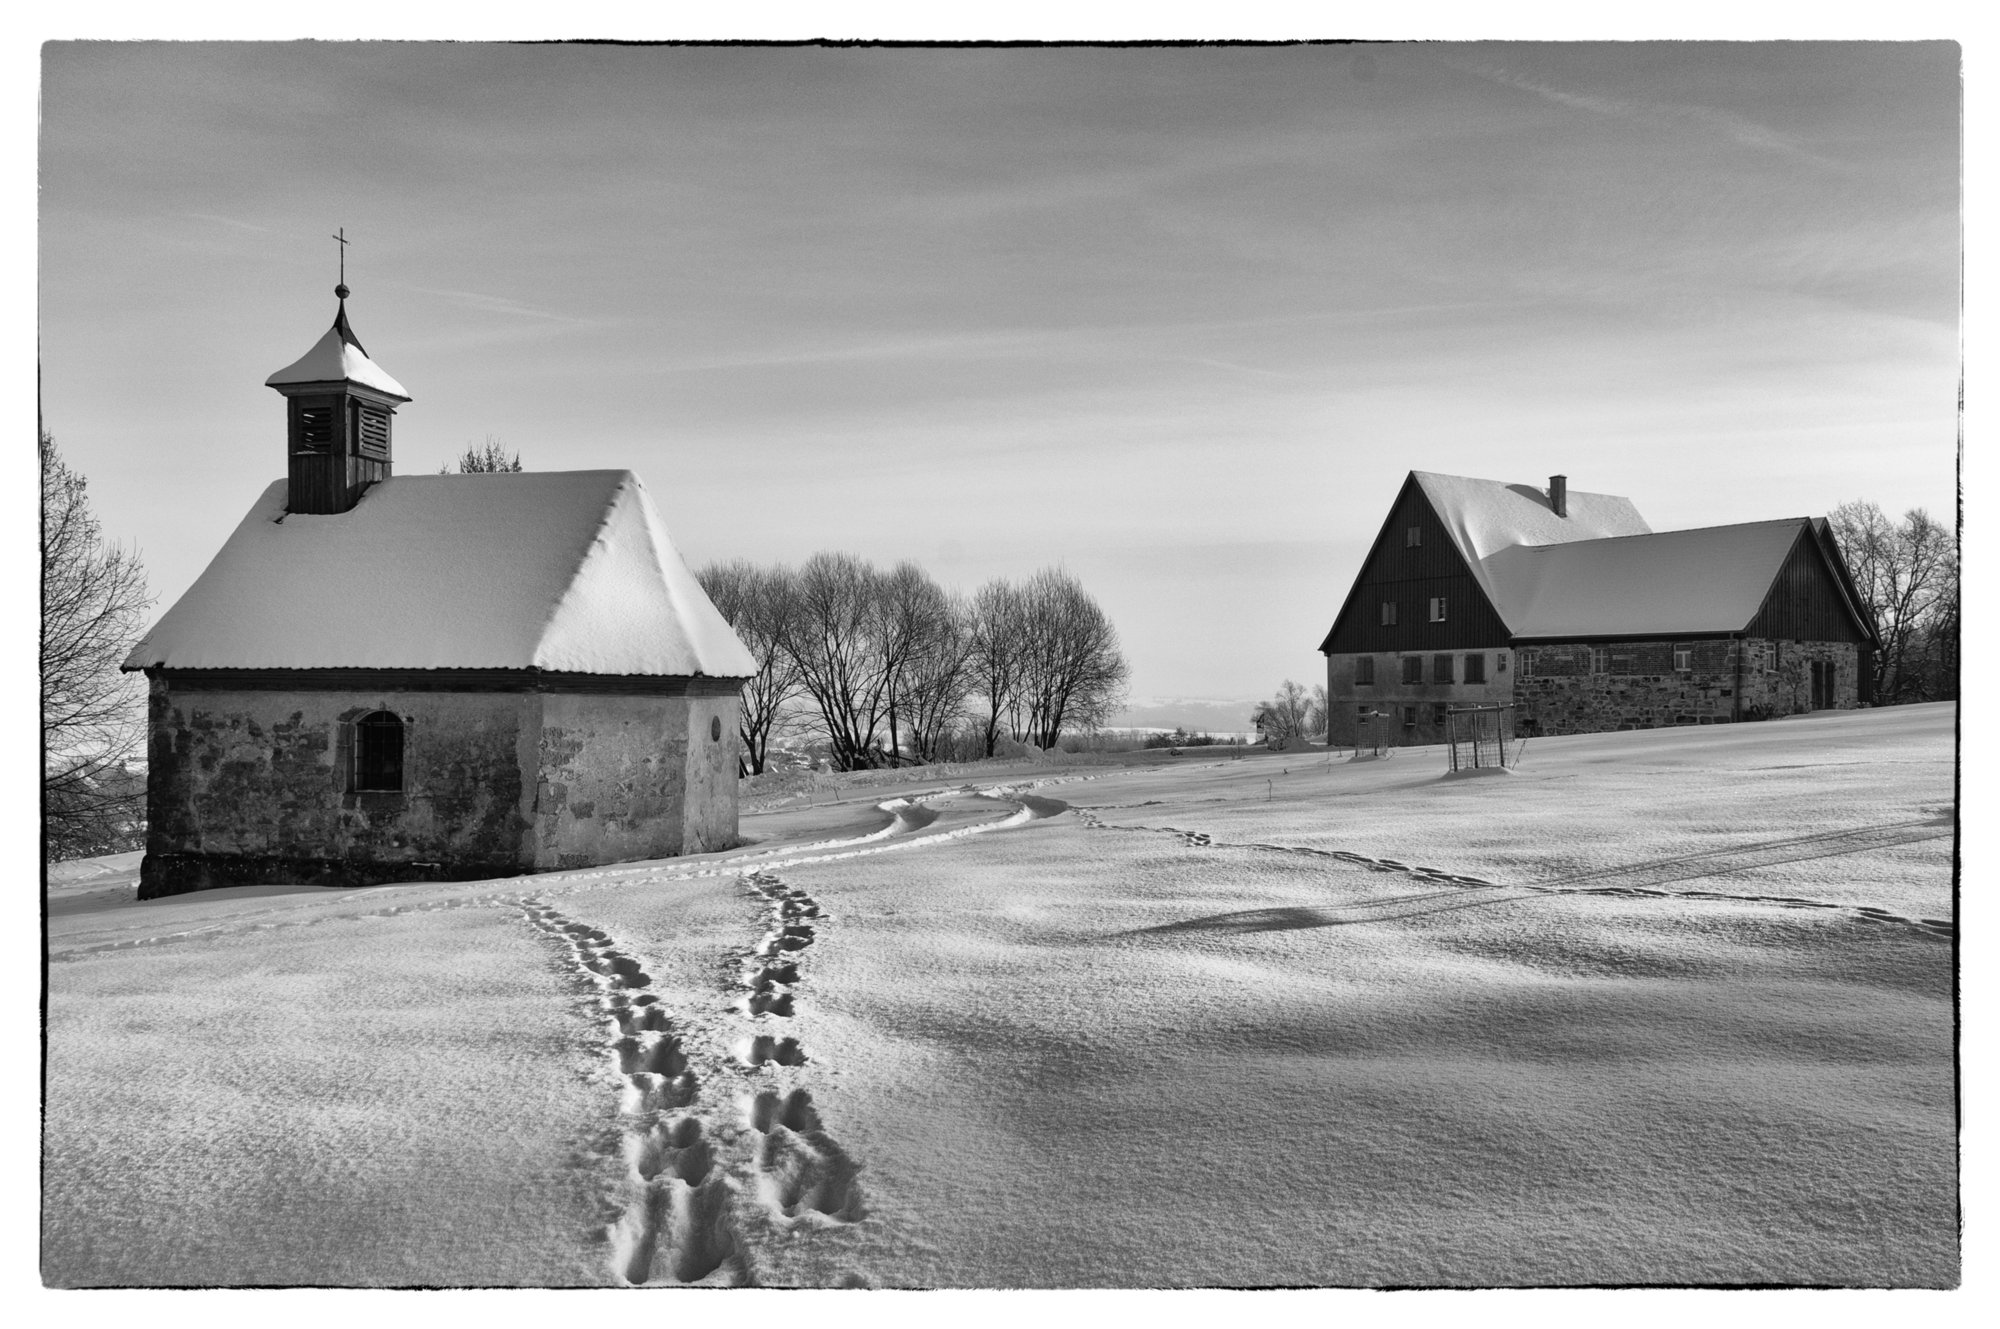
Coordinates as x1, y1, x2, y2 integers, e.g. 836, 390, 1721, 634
265, 311, 411, 400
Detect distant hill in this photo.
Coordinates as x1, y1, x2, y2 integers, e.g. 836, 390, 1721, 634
1108, 697, 1261, 735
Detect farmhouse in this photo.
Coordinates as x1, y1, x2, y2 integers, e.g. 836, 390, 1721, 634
123, 291, 756, 899
1318, 471, 1878, 747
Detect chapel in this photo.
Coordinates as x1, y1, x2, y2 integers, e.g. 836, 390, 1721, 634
123, 283, 756, 899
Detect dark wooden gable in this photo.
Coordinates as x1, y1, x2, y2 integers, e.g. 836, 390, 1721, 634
1318, 473, 1511, 655
1746, 522, 1880, 647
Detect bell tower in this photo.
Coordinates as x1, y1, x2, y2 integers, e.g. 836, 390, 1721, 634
265, 244, 411, 515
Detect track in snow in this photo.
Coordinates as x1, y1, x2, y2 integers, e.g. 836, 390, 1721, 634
735, 871, 867, 1227
1079, 808, 1953, 937
520, 901, 750, 1287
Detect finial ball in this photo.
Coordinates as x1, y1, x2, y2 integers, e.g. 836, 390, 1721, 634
335, 283, 351, 300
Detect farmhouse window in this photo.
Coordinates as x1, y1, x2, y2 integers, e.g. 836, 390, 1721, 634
354, 711, 405, 792
1432, 702, 1448, 725
1464, 653, 1486, 683
1497, 652, 1508, 673
1403, 705, 1417, 729
1429, 596, 1448, 622
1354, 656, 1375, 685
1674, 644, 1692, 671
1433, 653, 1454, 683
1611, 653, 1636, 676
1518, 650, 1535, 678
1380, 600, 1397, 626
1401, 656, 1422, 685
1406, 526, 1423, 547
1590, 647, 1609, 676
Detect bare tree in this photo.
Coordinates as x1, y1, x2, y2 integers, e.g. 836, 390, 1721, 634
1828, 501, 1956, 703
696, 559, 803, 775
965, 579, 1026, 758
42, 431, 152, 860
441, 435, 523, 473
779, 552, 894, 771
896, 592, 975, 764
1013, 567, 1130, 750
1253, 679, 1318, 743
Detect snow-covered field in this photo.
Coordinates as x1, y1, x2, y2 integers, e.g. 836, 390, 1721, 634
42, 704, 1957, 1287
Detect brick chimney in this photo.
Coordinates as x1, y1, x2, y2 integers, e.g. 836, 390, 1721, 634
1549, 474, 1568, 518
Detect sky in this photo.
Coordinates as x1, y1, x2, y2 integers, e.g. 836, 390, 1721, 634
36, 40, 1961, 710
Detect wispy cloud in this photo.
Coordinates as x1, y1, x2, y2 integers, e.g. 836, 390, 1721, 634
1444, 56, 1847, 172
404, 285, 608, 328
184, 211, 268, 233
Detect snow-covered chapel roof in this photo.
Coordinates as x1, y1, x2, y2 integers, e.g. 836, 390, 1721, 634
265, 303, 411, 400
124, 471, 757, 677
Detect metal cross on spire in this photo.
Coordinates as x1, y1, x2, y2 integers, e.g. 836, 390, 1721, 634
333, 227, 351, 300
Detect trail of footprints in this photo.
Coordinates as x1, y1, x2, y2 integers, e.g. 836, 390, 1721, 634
522, 901, 743, 1286
521, 874, 862, 1288
1075, 807, 1951, 937
737, 872, 866, 1224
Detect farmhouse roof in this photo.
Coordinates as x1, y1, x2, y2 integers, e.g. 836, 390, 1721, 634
264, 302, 411, 401
124, 470, 757, 677
1484, 518, 1813, 638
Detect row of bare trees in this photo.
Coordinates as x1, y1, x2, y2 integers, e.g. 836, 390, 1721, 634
698, 555, 1130, 773
1828, 500, 1958, 705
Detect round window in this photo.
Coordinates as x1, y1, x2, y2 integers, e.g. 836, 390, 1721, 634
710, 715, 722, 742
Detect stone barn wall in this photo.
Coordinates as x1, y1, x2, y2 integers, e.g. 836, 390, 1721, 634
1324, 648, 1516, 747
1511, 638, 1860, 736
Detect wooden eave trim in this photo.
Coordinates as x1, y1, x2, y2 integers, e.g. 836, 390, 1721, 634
143, 666, 748, 696
1809, 519, 1884, 649
1507, 631, 1748, 646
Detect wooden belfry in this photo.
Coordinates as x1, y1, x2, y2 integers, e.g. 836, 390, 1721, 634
264, 229, 413, 514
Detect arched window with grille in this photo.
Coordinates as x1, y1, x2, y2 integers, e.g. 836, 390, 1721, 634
354, 710, 405, 792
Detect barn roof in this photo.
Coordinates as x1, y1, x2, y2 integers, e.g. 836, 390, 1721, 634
124, 470, 757, 677
1483, 518, 1811, 638
264, 303, 411, 401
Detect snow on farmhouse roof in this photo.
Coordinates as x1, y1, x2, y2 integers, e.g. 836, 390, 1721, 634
1485, 519, 1809, 638
124, 471, 757, 677
1411, 472, 1806, 637
265, 304, 411, 400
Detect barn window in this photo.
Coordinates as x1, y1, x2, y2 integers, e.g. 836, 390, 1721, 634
1496, 652, 1508, 673
1433, 653, 1454, 683
354, 711, 405, 792
1519, 650, 1535, 678
1401, 656, 1422, 685
1406, 526, 1423, 547
1355, 656, 1375, 685
1674, 644, 1693, 672
1611, 653, 1635, 676
1380, 600, 1397, 626
1590, 647, 1609, 676
1464, 653, 1486, 683
1429, 596, 1448, 622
